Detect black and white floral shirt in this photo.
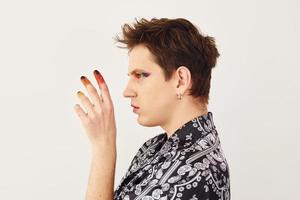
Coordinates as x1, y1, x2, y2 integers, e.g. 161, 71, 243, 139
114, 112, 230, 200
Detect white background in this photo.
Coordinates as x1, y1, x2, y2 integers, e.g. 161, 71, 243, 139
0, 0, 299, 199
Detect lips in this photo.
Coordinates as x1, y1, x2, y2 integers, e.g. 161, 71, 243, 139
131, 104, 139, 109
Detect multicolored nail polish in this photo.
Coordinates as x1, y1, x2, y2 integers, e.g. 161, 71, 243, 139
80, 76, 91, 86
94, 70, 105, 84
94, 70, 100, 75
77, 91, 84, 97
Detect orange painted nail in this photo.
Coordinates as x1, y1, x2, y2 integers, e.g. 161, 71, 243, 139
80, 76, 91, 85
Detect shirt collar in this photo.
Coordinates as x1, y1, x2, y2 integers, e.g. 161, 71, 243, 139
159, 111, 216, 154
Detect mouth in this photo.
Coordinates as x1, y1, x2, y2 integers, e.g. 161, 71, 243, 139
131, 104, 140, 113
131, 104, 140, 109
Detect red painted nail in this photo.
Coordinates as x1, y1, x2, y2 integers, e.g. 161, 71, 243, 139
94, 70, 105, 84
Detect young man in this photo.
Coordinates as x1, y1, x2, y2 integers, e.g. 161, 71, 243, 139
74, 17, 230, 200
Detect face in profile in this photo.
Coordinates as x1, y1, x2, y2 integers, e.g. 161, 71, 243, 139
123, 44, 178, 127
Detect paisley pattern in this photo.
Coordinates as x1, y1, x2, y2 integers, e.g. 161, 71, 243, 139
114, 112, 230, 200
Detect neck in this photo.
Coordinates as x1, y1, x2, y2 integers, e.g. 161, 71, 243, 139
161, 99, 208, 138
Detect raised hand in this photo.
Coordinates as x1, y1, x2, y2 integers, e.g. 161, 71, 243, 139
74, 69, 117, 148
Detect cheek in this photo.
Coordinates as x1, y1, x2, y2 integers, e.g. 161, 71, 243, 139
149, 85, 175, 108
140, 78, 175, 107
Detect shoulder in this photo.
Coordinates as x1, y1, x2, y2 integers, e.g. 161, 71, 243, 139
142, 132, 166, 149
128, 132, 166, 165
133, 132, 166, 159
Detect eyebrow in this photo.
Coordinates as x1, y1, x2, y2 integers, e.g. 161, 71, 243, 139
127, 68, 146, 76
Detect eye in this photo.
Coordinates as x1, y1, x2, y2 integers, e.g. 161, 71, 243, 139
134, 72, 149, 79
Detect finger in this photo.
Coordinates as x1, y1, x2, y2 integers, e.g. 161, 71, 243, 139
93, 69, 113, 104
76, 91, 95, 115
80, 76, 103, 107
73, 104, 88, 124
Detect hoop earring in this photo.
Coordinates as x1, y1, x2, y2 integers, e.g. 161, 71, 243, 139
176, 93, 183, 100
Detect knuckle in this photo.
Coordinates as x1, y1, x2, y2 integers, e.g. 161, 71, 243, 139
88, 110, 98, 119
105, 104, 114, 113
95, 107, 103, 115
106, 105, 113, 112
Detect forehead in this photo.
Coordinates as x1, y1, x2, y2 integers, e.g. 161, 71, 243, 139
127, 44, 157, 75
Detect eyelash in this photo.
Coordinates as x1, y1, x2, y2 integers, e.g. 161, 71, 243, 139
134, 72, 149, 79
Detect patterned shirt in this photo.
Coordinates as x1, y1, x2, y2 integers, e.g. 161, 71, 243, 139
114, 112, 230, 200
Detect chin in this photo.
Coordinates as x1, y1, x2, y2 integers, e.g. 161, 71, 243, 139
137, 115, 158, 127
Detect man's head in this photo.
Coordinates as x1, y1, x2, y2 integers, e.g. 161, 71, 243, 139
114, 18, 219, 129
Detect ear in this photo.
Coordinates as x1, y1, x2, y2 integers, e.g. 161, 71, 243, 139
175, 66, 192, 92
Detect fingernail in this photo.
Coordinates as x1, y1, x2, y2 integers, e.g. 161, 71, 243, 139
94, 70, 105, 83
80, 76, 90, 85
77, 91, 83, 97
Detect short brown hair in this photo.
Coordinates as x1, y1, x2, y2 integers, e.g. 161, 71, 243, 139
114, 17, 220, 105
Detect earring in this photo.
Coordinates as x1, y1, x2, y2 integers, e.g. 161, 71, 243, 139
176, 92, 183, 100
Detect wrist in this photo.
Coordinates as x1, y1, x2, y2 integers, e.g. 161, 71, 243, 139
91, 144, 116, 156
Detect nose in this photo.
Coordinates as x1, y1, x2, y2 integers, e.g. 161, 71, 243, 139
123, 83, 137, 98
